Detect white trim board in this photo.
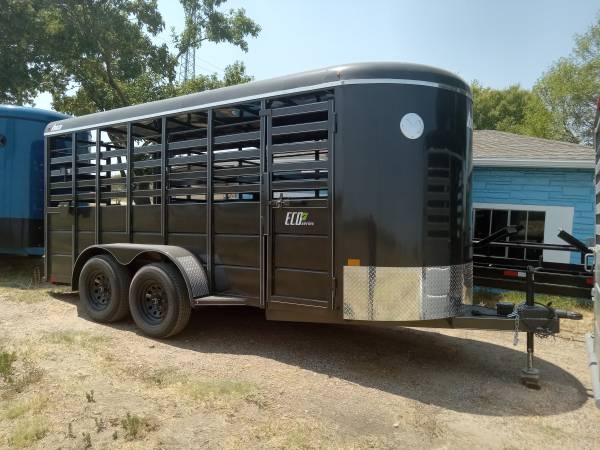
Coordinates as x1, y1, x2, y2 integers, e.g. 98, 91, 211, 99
473, 158, 594, 169
473, 202, 574, 263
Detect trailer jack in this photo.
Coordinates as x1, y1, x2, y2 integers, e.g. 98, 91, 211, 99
516, 266, 583, 389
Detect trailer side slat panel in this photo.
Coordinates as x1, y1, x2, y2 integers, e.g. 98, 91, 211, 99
46, 87, 335, 313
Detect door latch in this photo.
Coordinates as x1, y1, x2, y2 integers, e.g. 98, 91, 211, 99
269, 198, 289, 208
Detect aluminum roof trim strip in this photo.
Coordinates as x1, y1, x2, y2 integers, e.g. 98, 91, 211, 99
44, 78, 471, 136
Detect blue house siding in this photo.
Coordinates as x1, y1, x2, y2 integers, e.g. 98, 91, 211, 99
472, 167, 595, 264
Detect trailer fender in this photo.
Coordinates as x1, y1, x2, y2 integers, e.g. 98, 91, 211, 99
72, 244, 209, 303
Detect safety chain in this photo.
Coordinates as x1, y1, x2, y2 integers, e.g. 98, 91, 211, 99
507, 303, 524, 346
507, 302, 556, 346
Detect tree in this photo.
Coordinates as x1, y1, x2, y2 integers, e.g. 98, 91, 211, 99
0, 1, 53, 104
0, 0, 260, 115
534, 16, 600, 145
471, 82, 569, 141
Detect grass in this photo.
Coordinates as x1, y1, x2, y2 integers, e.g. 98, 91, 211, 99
0, 349, 44, 397
45, 330, 108, 350
0, 256, 69, 304
474, 288, 593, 312
120, 413, 159, 440
0, 351, 17, 382
7, 418, 48, 449
129, 366, 259, 409
227, 417, 333, 450
3, 395, 49, 420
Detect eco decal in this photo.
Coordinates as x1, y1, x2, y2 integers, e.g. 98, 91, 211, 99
284, 211, 314, 226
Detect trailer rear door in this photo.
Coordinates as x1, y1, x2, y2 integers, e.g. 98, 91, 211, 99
264, 100, 335, 309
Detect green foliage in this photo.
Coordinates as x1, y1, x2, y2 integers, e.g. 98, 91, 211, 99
534, 16, 600, 145
0, 350, 17, 382
471, 81, 569, 141
0, 0, 260, 114
121, 412, 158, 440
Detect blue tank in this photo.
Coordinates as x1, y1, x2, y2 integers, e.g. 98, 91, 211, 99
0, 105, 69, 256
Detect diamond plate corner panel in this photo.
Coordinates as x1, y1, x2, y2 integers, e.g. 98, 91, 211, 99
343, 262, 473, 321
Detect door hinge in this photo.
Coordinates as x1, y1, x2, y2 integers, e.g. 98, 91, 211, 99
333, 112, 338, 134
331, 276, 337, 297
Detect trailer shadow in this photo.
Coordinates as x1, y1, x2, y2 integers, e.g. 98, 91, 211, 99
57, 295, 589, 417
179, 307, 589, 416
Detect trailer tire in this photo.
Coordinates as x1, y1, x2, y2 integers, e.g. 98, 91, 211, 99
78, 255, 131, 323
128, 263, 191, 338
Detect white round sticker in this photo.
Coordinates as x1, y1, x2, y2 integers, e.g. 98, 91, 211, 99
400, 113, 424, 139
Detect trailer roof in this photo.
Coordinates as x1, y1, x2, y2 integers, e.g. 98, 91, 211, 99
44, 62, 470, 136
1, 105, 68, 123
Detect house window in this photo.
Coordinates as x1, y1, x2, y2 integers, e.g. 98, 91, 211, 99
473, 208, 546, 260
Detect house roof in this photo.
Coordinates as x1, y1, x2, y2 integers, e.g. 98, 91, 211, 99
473, 130, 594, 169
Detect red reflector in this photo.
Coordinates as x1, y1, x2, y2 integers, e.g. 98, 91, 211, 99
503, 270, 526, 278
586, 277, 594, 286
49, 274, 56, 284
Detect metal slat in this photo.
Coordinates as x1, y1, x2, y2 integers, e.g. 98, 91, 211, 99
101, 148, 127, 159
77, 166, 99, 175
428, 176, 450, 186
50, 169, 70, 177
271, 160, 328, 173
51, 194, 72, 202
77, 153, 98, 162
126, 123, 132, 242
168, 137, 208, 151
213, 184, 261, 194
132, 159, 161, 169
100, 162, 128, 172
130, 190, 160, 198
51, 181, 72, 190
271, 101, 329, 118
168, 154, 207, 165
271, 179, 327, 191
169, 170, 207, 181
100, 191, 127, 199
207, 110, 214, 292
133, 143, 162, 154
271, 120, 328, 136
168, 187, 207, 196
213, 149, 260, 162
213, 166, 260, 177
132, 174, 161, 183
99, 177, 126, 186
76, 180, 96, 188
161, 117, 167, 244
270, 140, 327, 155
214, 130, 260, 145
50, 155, 72, 165
78, 193, 95, 201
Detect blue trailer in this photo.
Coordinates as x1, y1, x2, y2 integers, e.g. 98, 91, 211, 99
0, 105, 68, 256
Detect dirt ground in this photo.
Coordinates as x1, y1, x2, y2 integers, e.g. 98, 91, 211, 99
1, 257, 599, 449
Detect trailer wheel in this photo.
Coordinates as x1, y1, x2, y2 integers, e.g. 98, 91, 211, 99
128, 263, 191, 338
78, 255, 131, 323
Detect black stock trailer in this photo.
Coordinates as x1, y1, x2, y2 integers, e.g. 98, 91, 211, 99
44, 62, 582, 387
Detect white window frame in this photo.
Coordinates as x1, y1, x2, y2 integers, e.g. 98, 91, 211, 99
473, 203, 575, 264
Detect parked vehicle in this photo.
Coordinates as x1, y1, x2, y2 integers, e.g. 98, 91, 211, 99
44, 62, 581, 386
0, 105, 67, 256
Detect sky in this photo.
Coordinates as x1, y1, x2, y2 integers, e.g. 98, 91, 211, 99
35, 0, 599, 111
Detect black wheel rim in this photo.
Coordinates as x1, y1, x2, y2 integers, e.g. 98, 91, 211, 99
139, 281, 168, 325
87, 270, 112, 311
